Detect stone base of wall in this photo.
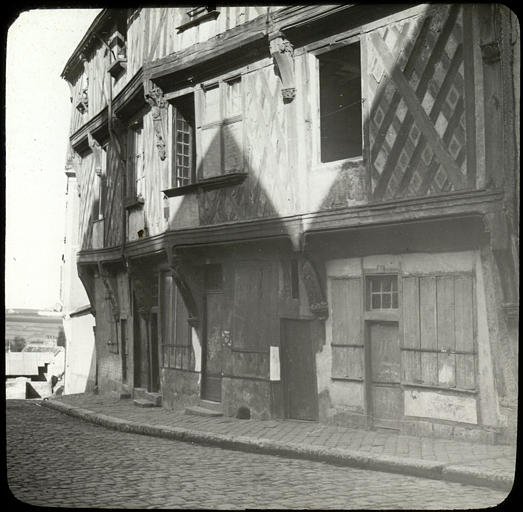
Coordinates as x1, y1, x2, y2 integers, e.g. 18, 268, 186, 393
222, 378, 271, 420
161, 368, 201, 410
399, 418, 502, 444
319, 404, 506, 444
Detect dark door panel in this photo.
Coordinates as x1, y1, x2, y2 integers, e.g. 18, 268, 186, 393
281, 319, 318, 421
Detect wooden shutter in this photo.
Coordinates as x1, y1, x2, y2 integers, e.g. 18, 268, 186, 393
401, 273, 475, 390
331, 278, 364, 381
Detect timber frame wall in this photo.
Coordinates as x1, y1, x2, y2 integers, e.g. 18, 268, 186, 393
63, 5, 518, 441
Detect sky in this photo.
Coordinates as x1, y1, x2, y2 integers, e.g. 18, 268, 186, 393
5, 9, 101, 310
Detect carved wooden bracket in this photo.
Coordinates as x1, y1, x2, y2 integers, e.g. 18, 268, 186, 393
144, 81, 167, 160
484, 212, 519, 322
300, 255, 328, 320
77, 264, 97, 317
98, 262, 120, 320
166, 247, 200, 328
269, 32, 296, 102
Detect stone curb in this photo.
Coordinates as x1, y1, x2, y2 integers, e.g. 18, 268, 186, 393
40, 399, 513, 492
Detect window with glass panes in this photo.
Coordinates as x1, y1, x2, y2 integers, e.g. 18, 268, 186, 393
127, 121, 144, 199
171, 94, 195, 187
366, 275, 398, 310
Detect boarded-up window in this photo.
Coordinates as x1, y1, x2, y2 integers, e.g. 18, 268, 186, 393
160, 272, 193, 370
233, 261, 277, 351
199, 78, 244, 179
401, 274, 475, 390
330, 278, 364, 381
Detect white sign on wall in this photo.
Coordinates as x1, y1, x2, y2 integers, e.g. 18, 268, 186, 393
270, 346, 280, 381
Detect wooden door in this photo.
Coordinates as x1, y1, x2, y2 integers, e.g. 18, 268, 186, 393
202, 292, 226, 401
281, 319, 319, 421
368, 321, 402, 430
132, 304, 143, 388
148, 312, 160, 392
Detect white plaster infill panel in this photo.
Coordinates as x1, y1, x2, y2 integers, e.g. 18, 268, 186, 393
400, 250, 475, 274
326, 257, 362, 278
404, 389, 478, 424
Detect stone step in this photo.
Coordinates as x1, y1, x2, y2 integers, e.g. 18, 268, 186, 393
200, 399, 223, 413
145, 392, 162, 407
133, 398, 159, 408
185, 405, 223, 417
133, 387, 148, 400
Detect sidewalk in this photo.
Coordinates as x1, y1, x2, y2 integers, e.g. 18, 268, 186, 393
41, 393, 516, 492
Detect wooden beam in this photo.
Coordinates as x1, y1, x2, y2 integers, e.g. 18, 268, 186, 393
75, 189, 503, 265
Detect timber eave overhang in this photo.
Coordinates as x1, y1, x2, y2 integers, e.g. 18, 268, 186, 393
76, 189, 504, 266
61, 8, 128, 82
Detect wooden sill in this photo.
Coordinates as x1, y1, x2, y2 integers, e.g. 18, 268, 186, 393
163, 172, 248, 198
402, 382, 478, 395
108, 58, 127, 78
176, 10, 220, 32
124, 197, 145, 209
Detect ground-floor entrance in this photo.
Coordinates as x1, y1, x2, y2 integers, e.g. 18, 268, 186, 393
201, 264, 225, 402
367, 321, 402, 430
281, 319, 319, 421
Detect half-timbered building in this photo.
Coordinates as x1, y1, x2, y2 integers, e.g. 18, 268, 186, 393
62, 5, 519, 443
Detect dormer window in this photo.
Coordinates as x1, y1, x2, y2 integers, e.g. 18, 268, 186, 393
75, 84, 89, 114
108, 30, 127, 79
177, 6, 220, 32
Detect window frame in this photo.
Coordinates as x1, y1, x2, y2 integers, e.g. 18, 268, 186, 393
96, 142, 108, 220
162, 74, 246, 197
171, 93, 196, 188
306, 30, 369, 171
126, 115, 145, 205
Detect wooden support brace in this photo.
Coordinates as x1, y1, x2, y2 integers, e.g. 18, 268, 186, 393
166, 246, 200, 328
484, 211, 519, 314
98, 261, 120, 319
77, 264, 97, 317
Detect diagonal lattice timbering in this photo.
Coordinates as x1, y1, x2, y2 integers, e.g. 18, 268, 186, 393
395, 40, 465, 199
372, 5, 461, 199
367, 4, 472, 201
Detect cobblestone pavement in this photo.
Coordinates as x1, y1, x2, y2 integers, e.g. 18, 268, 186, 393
7, 400, 509, 509
53, 394, 516, 471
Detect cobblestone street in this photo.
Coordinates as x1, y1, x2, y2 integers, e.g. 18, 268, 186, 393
7, 400, 509, 509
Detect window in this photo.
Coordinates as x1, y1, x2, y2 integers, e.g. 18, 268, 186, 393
177, 7, 220, 31
201, 78, 244, 179
164, 78, 245, 196
171, 94, 196, 187
318, 42, 362, 162
127, 121, 144, 200
366, 275, 398, 310
95, 144, 108, 220
108, 29, 127, 79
